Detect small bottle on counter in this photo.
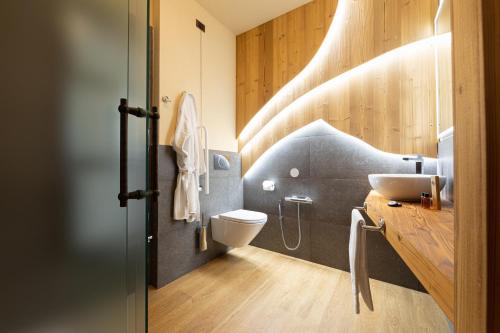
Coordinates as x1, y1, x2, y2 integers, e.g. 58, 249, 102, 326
421, 192, 431, 209
430, 175, 442, 210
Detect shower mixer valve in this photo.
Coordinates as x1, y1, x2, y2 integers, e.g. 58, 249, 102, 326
284, 195, 313, 204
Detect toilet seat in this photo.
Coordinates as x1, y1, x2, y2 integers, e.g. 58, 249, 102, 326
219, 209, 267, 224
211, 209, 268, 247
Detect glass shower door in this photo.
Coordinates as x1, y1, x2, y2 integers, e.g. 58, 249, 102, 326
0, 0, 148, 332
127, 0, 149, 331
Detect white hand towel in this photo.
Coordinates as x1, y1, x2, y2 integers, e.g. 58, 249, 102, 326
349, 209, 374, 313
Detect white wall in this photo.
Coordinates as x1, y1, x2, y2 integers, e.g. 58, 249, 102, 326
159, 0, 237, 152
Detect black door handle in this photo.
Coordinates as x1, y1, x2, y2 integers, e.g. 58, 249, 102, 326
118, 98, 160, 207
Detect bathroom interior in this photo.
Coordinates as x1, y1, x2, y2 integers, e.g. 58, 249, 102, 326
3, 0, 499, 332
148, 0, 455, 331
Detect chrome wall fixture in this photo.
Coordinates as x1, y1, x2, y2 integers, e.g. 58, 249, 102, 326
354, 202, 385, 235
284, 196, 313, 204
262, 180, 275, 191
199, 125, 209, 194
214, 154, 231, 170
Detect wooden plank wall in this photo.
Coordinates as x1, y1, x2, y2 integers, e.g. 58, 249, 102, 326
452, 0, 488, 332
237, 0, 440, 174
436, 37, 454, 133
435, 0, 453, 133
236, 0, 338, 136
453, 0, 500, 331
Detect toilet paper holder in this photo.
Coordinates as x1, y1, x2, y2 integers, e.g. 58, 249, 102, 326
262, 180, 275, 191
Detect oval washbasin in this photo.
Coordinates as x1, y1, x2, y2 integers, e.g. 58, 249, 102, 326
368, 174, 447, 201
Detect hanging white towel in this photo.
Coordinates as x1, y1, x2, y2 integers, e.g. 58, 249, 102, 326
349, 209, 374, 313
173, 92, 206, 222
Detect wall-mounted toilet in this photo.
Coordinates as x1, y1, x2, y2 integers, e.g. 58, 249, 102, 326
211, 209, 267, 247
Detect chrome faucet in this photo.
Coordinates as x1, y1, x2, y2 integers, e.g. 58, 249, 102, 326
402, 154, 424, 174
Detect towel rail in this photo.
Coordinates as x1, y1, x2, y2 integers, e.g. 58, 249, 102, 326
354, 203, 386, 235
198, 126, 209, 195
361, 218, 385, 235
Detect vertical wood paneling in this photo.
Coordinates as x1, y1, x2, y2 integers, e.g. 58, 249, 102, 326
237, 0, 440, 173
435, 1, 453, 133
241, 37, 440, 174
236, 35, 247, 134
452, 0, 488, 331
236, 0, 337, 135
436, 37, 453, 132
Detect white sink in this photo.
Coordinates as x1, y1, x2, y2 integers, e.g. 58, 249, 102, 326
368, 174, 447, 201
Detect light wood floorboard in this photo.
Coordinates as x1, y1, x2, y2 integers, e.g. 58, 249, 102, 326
149, 246, 449, 333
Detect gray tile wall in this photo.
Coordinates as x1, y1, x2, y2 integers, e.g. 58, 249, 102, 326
245, 121, 438, 291
438, 134, 454, 202
152, 146, 243, 288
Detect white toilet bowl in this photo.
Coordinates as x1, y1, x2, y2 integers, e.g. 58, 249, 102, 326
211, 209, 267, 247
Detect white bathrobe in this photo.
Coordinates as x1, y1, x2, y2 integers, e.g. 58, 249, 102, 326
173, 92, 206, 222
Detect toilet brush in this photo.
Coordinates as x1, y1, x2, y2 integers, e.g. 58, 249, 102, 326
199, 215, 208, 252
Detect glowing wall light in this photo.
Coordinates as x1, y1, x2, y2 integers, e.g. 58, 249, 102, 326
241, 33, 451, 158
238, 0, 349, 143
434, 0, 453, 137
244, 119, 437, 178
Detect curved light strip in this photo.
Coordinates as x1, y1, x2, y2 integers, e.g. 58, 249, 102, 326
238, 0, 349, 142
244, 120, 437, 178
241, 33, 451, 156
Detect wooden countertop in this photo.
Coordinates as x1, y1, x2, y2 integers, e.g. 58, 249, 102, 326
364, 190, 454, 323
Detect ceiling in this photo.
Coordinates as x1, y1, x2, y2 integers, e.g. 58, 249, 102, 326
195, 0, 313, 35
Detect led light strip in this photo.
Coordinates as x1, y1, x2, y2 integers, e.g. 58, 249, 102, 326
434, 0, 445, 138
243, 120, 438, 178
240, 33, 452, 156
238, 0, 349, 143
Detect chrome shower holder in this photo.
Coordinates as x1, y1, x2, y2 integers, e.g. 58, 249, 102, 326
278, 196, 313, 251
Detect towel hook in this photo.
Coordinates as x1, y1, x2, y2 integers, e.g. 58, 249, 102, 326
161, 96, 172, 104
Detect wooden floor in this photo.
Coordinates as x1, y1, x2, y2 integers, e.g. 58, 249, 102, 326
149, 246, 450, 333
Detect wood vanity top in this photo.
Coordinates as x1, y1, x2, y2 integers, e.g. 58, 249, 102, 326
364, 190, 454, 323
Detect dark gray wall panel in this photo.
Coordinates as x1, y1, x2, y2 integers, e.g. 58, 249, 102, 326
252, 214, 312, 261
154, 121, 443, 291
245, 121, 433, 291
152, 146, 243, 288
309, 223, 351, 271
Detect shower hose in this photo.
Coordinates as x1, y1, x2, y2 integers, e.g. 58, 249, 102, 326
278, 201, 302, 251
